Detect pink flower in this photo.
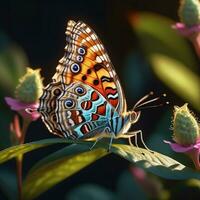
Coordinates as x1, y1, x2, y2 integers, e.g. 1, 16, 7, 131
165, 104, 200, 170
5, 97, 40, 121
164, 140, 200, 170
172, 22, 200, 58
172, 22, 200, 36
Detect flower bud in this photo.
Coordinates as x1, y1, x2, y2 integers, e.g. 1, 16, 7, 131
178, 0, 200, 26
15, 68, 43, 103
173, 103, 200, 145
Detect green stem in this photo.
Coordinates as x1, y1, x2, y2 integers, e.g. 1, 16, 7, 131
190, 33, 200, 59
16, 119, 30, 200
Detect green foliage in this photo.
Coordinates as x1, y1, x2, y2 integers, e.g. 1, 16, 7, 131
0, 32, 28, 149
0, 138, 68, 164
151, 54, 200, 110
22, 147, 108, 200
0, 138, 200, 199
111, 144, 200, 180
130, 12, 200, 110
0, 32, 27, 94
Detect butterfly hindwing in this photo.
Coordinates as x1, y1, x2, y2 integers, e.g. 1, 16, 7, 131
55, 82, 120, 139
38, 82, 63, 137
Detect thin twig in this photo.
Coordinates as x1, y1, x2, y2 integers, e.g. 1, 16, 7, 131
15, 119, 30, 200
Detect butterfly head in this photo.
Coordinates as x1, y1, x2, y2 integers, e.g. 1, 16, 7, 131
129, 110, 141, 124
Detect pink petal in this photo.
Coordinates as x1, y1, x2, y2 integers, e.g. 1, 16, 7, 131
5, 97, 40, 121
164, 140, 194, 152
130, 167, 145, 181
172, 22, 200, 36
5, 97, 35, 110
193, 140, 200, 149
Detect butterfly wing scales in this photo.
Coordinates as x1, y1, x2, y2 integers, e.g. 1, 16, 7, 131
39, 20, 127, 139
53, 20, 127, 113
55, 82, 116, 138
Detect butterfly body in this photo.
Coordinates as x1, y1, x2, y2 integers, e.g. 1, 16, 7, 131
38, 20, 141, 147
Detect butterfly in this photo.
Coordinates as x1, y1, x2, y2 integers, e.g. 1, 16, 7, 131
38, 20, 157, 150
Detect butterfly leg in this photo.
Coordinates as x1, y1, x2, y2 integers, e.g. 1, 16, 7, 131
108, 133, 115, 152
122, 130, 153, 152
89, 135, 105, 150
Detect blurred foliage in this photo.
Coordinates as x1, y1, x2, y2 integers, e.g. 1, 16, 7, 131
151, 54, 200, 111
1, 138, 200, 199
0, 167, 17, 200
129, 12, 200, 110
117, 170, 148, 200
130, 12, 198, 69
23, 147, 107, 200
0, 32, 27, 94
0, 32, 28, 150
66, 184, 115, 200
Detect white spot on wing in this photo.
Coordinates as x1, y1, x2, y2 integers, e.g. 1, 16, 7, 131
91, 34, 97, 40
67, 111, 72, 118
78, 116, 83, 123
91, 45, 99, 52
102, 54, 108, 61
96, 56, 102, 63
86, 36, 91, 42
81, 39, 87, 44
68, 119, 75, 126
86, 27, 91, 33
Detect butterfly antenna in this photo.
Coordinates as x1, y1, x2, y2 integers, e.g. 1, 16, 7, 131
133, 91, 154, 110
136, 102, 169, 110
133, 93, 169, 110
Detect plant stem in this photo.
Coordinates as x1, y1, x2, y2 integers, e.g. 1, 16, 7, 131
16, 119, 30, 200
190, 33, 200, 59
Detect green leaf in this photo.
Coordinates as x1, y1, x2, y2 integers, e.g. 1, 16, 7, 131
0, 36, 28, 93
150, 54, 200, 111
22, 148, 108, 200
111, 144, 200, 180
130, 12, 197, 69
29, 144, 92, 172
0, 138, 72, 164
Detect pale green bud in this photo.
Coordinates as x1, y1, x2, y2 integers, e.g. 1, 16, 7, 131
15, 68, 43, 103
173, 103, 200, 145
179, 0, 200, 26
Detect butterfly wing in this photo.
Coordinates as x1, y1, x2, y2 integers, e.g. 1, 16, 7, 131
38, 82, 64, 137
56, 82, 116, 138
39, 20, 127, 138
53, 20, 127, 113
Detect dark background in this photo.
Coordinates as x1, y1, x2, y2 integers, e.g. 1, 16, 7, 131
1, 0, 196, 200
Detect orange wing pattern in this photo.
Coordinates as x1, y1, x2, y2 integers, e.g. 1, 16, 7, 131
53, 20, 126, 113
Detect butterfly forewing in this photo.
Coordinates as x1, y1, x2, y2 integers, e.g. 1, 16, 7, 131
53, 20, 127, 113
